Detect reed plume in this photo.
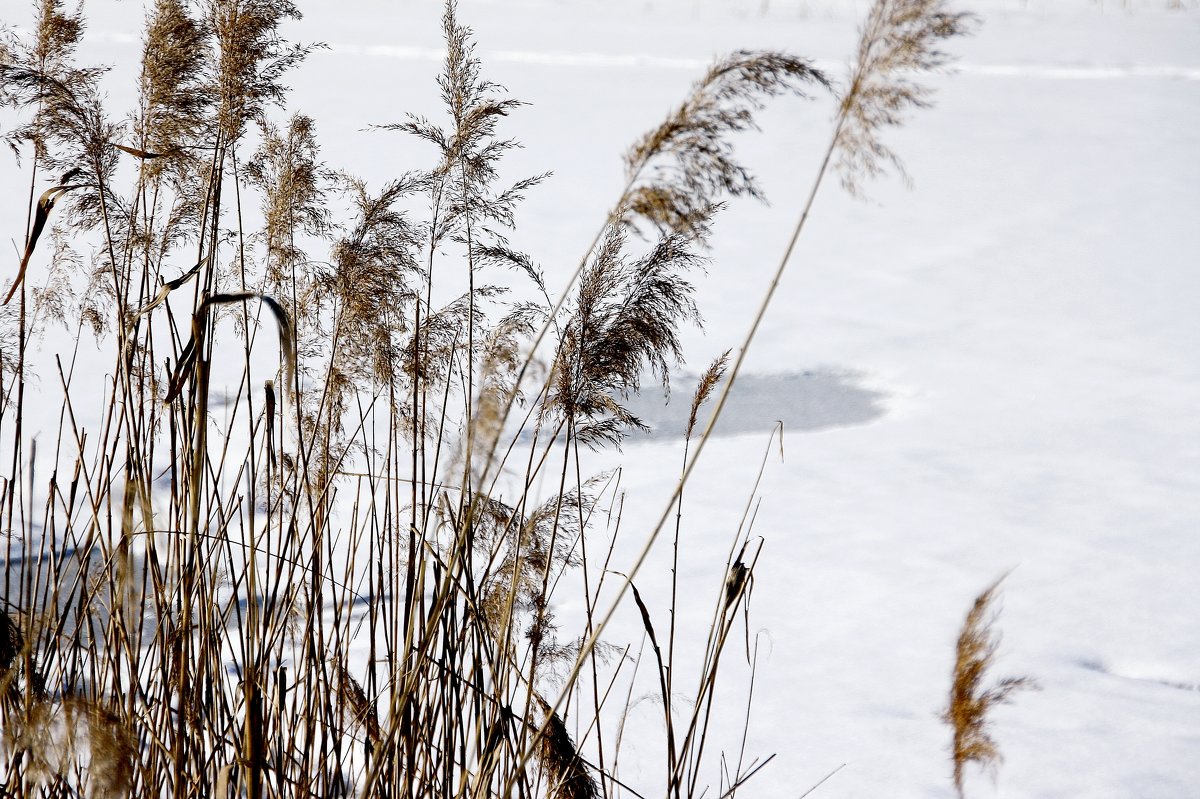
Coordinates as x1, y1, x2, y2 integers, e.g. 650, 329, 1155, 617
686, 351, 731, 440
326, 174, 425, 386
138, 0, 209, 162
0, 0, 88, 151
943, 578, 1036, 798
246, 113, 331, 292
207, 0, 307, 144
622, 51, 830, 238
1, 0, 119, 304
835, 0, 977, 194
544, 226, 704, 449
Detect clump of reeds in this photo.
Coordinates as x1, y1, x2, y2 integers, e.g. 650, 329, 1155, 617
943, 578, 1037, 798
0, 0, 975, 795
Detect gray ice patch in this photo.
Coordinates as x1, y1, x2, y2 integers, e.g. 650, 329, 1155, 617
624, 368, 887, 441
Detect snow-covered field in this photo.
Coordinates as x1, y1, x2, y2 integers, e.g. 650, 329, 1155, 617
4, 0, 1199, 795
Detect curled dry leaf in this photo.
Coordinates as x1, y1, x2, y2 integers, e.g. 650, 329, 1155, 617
4, 183, 86, 305
166, 292, 295, 403
113, 142, 166, 159
130, 257, 204, 323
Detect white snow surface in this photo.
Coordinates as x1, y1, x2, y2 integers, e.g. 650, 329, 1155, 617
3, 0, 1200, 796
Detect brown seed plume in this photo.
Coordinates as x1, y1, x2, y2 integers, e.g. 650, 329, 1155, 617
943, 577, 1037, 798
535, 694, 598, 799
835, 0, 977, 195
686, 350, 730, 439
622, 50, 829, 238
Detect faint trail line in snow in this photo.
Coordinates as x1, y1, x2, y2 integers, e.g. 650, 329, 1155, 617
1080, 659, 1200, 692
491, 49, 710, 70
84, 32, 1200, 80
331, 42, 710, 70
328, 43, 1200, 81
957, 62, 1200, 80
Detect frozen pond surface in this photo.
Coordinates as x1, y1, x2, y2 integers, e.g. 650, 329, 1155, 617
626, 368, 888, 439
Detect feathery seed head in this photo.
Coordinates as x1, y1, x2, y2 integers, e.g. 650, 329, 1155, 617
835, 0, 977, 195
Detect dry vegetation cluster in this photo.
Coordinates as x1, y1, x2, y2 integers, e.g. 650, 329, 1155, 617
0, 0, 1017, 797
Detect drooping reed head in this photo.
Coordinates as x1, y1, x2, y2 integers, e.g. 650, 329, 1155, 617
621, 50, 830, 239
835, 0, 977, 195
535, 694, 599, 799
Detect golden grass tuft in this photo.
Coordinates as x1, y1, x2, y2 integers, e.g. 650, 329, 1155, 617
943, 577, 1037, 798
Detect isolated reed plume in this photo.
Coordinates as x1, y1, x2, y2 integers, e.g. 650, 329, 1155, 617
943, 578, 1036, 798
836, 0, 977, 194
686, 351, 730, 440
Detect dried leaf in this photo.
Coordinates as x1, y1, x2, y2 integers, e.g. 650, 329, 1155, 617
130, 257, 204, 322
4, 183, 85, 305
113, 142, 166, 159
165, 292, 295, 403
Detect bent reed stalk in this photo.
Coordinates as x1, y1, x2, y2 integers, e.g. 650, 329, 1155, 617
0, 0, 973, 797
